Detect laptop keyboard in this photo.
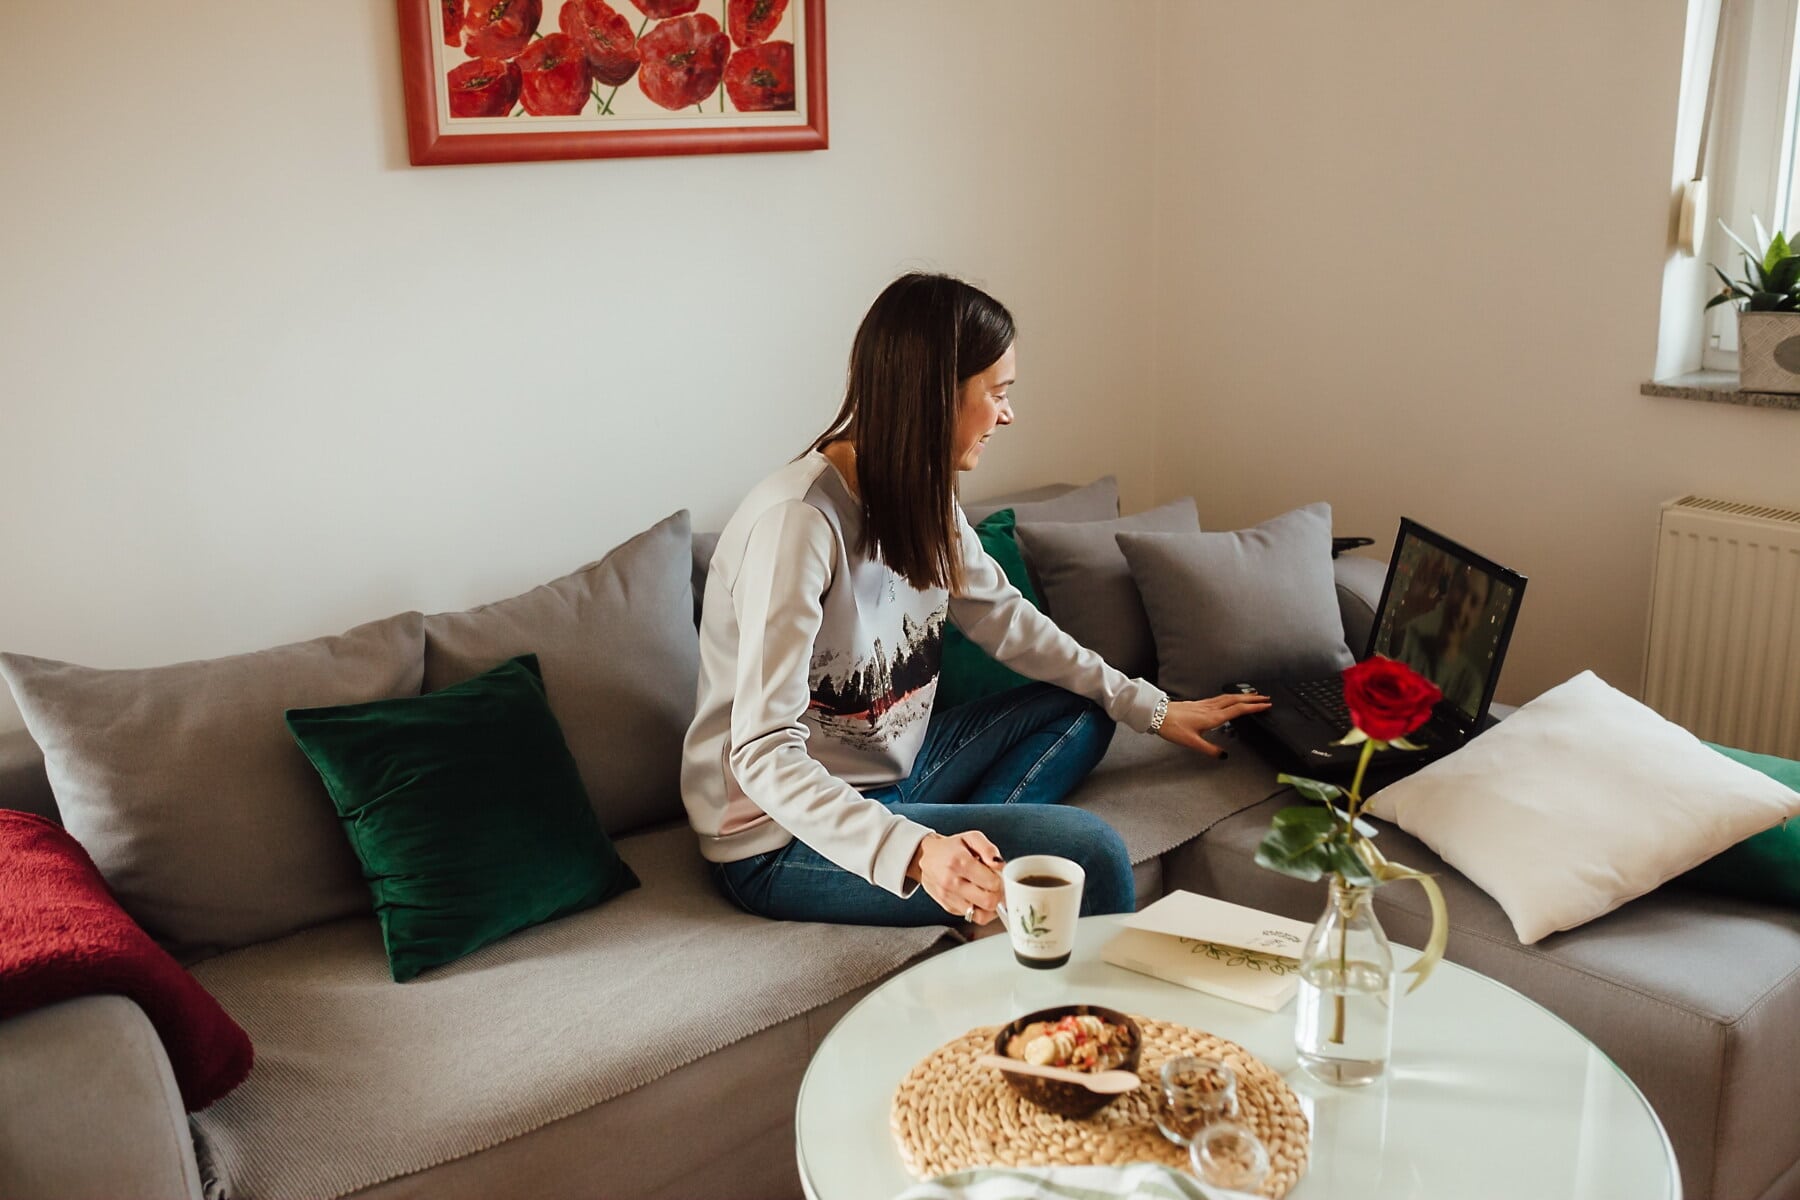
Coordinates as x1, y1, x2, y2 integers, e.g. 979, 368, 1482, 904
1291, 678, 1353, 732
1291, 677, 1441, 745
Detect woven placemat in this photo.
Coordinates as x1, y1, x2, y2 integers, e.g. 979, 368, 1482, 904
890, 1015, 1308, 1199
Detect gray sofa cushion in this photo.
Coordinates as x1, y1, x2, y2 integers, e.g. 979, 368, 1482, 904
1167, 793, 1800, 1200
0, 727, 55, 823
188, 824, 947, 1200
345, 986, 873, 1200
1067, 726, 1284, 864
1014, 499, 1201, 678
1118, 503, 1353, 697
691, 530, 721, 625
0, 613, 425, 960
1333, 553, 1387, 656
423, 511, 698, 838
961, 476, 1119, 526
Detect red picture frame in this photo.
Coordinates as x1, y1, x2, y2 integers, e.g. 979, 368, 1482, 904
399, 0, 827, 166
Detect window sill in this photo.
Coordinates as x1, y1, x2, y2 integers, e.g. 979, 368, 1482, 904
1640, 371, 1800, 411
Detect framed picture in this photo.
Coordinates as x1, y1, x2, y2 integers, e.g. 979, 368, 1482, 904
399, 0, 827, 166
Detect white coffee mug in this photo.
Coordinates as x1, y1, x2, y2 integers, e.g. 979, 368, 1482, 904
998, 855, 1085, 968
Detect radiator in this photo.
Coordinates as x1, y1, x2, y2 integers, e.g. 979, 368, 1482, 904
1642, 495, 1800, 758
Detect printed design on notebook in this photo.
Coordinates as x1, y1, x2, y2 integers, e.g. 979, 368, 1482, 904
807, 607, 946, 750
1179, 939, 1298, 976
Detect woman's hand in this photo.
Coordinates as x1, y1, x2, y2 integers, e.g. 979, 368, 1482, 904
1155, 693, 1271, 758
908, 831, 1005, 924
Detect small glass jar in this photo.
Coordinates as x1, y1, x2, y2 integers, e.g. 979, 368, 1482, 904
1154, 1055, 1238, 1145
1189, 1121, 1271, 1198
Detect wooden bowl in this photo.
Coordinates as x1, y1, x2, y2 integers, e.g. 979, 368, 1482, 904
992, 1005, 1143, 1119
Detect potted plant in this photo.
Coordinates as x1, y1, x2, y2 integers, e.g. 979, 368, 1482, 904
1708, 218, 1800, 393
1252, 657, 1449, 1088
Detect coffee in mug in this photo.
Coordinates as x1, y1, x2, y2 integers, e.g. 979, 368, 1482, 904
999, 855, 1085, 969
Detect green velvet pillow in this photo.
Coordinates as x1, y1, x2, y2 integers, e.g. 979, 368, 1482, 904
938, 509, 1044, 711
1683, 742, 1800, 907
285, 654, 639, 981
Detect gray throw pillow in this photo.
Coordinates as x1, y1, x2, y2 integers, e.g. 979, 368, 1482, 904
960, 476, 1119, 526
692, 530, 721, 626
1116, 503, 1353, 698
0, 613, 426, 960
423, 510, 699, 838
1013, 499, 1201, 679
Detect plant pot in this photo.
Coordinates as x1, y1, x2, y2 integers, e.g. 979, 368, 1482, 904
1737, 311, 1800, 393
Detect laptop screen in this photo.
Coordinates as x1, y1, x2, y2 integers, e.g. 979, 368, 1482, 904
1369, 522, 1523, 724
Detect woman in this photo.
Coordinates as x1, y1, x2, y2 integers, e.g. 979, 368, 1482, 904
681, 273, 1269, 928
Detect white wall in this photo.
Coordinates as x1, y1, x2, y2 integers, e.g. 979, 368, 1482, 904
9, 1, 1791, 734
0, 1, 1158, 732
1151, 0, 1800, 707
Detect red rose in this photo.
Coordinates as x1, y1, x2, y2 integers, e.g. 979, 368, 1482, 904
638, 14, 729, 109
626, 0, 700, 17
463, 0, 542, 59
1341, 656, 1443, 743
447, 57, 523, 117
724, 41, 793, 111
517, 33, 593, 114
442, 0, 464, 47
560, 0, 640, 87
727, 0, 788, 46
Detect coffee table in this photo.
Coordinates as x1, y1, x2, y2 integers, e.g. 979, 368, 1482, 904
795, 913, 1680, 1199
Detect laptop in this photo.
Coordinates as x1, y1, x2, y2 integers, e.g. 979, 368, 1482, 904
1233, 518, 1527, 777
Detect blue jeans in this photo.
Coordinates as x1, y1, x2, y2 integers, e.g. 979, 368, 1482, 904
713, 683, 1135, 925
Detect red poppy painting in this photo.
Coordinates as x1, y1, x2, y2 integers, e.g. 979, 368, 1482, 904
398, 0, 826, 165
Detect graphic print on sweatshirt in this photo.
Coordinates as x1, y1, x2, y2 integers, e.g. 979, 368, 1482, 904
806, 605, 946, 751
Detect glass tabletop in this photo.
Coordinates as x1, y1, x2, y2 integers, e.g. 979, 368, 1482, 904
795, 914, 1680, 1200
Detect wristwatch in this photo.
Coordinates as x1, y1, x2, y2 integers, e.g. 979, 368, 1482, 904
1147, 695, 1169, 735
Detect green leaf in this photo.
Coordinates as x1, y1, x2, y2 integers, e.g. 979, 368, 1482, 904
1769, 255, 1800, 293
1276, 774, 1345, 805
1331, 727, 1369, 747
1767, 232, 1791, 273
1324, 838, 1378, 886
1705, 291, 1735, 310
1745, 253, 1772, 291
1752, 291, 1786, 311
1389, 735, 1425, 752
1270, 804, 1340, 835
1754, 214, 1773, 258
1253, 824, 1333, 882
1719, 219, 1762, 264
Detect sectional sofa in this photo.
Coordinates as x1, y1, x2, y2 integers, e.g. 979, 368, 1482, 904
0, 489, 1795, 1200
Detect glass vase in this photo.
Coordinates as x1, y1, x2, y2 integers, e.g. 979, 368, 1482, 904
1295, 875, 1395, 1087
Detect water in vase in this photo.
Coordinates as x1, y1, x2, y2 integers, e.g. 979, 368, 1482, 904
1295, 957, 1394, 1087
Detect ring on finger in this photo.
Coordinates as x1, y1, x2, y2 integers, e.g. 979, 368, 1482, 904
963, 905, 976, 922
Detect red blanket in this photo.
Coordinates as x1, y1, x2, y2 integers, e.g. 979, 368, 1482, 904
0, 810, 253, 1110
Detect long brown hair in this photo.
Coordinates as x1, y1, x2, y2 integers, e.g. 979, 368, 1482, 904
811, 273, 1016, 593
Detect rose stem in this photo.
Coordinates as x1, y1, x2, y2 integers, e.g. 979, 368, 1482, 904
1332, 736, 1379, 1046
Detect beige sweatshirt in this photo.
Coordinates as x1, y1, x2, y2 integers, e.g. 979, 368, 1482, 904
680, 453, 1165, 897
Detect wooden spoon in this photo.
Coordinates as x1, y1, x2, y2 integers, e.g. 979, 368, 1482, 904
977, 1054, 1142, 1094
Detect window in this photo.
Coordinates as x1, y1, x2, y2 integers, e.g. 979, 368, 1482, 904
1697, 0, 1800, 369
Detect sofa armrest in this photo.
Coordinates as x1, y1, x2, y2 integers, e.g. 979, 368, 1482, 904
0, 995, 203, 1200
1333, 554, 1387, 655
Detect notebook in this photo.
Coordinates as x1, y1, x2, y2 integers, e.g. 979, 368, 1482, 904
1101, 891, 1313, 1012
1234, 518, 1527, 777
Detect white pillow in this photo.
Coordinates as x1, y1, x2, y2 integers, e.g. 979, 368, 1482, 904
1365, 670, 1800, 944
